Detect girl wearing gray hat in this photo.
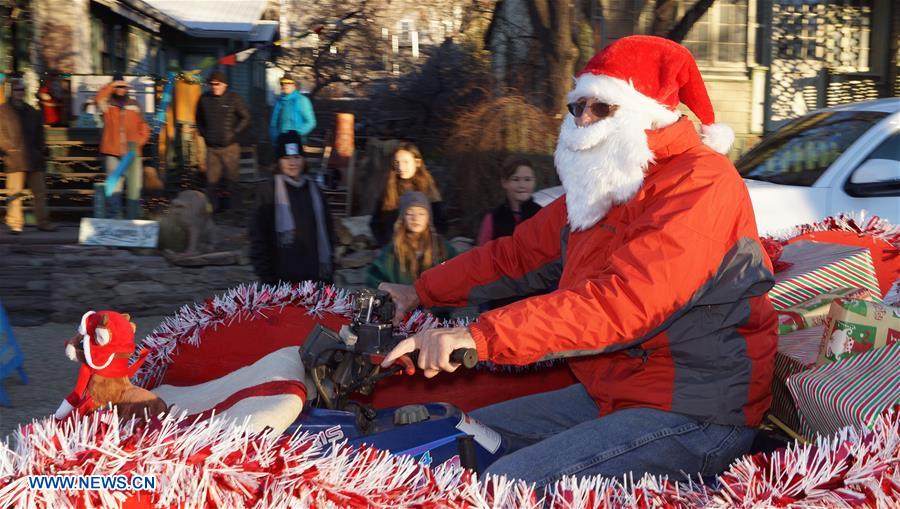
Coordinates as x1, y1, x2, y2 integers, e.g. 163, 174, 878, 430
366, 191, 456, 288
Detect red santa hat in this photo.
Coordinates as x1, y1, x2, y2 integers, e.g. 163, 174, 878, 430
76, 310, 136, 370
570, 35, 735, 154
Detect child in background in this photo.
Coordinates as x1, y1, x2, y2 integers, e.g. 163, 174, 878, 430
367, 191, 456, 288
369, 142, 446, 246
477, 158, 541, 246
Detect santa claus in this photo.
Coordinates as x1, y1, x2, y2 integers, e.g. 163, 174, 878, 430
381, 36, 777, 486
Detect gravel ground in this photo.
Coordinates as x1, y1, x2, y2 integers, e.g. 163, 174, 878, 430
0, 315, 167, 441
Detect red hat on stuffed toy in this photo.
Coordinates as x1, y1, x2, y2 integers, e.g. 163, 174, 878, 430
570, 35, 734, 154
78, 310, 135, 370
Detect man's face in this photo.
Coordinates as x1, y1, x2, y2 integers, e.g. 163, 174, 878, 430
113, 84, 128, 97
209, 81, 228, 96
280, 81, 296, 94
554, 92, 653, 231
567, 97, 619, 127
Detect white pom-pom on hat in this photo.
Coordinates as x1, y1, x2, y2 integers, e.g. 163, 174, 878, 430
700, 122, 735, 155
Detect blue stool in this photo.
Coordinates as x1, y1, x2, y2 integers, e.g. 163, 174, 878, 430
0, 300, 28, 406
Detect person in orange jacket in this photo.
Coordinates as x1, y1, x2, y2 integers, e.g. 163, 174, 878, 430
95, 73, 150, 219
381, 36, 777, 487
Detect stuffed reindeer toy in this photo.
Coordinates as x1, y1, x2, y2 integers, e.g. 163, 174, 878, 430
54, 310, 167, 421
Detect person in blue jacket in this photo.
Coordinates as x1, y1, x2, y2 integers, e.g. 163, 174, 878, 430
270, 74, 316, 143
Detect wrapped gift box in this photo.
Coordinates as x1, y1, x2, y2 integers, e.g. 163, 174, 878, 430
787, 342, 900, 437
815, 298, 900, 365
769, 241, 881, 311
777, 287, 871, 335
770, 325, 825, 433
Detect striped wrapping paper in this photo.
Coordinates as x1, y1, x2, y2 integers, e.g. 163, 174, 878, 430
770, 326, 824, 433
769, 241, 881, 311
787, 342, 900, 437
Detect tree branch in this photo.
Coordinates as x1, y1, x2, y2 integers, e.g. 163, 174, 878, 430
651, 0, 679, 36
522, 0, 555, 57
667, 0, 715, 43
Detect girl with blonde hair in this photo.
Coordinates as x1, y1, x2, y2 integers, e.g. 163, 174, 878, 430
369, 142, 446, 245
367, 191, 456, 287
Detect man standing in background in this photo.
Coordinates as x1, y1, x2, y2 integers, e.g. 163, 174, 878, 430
0, 77, 55, 234
95, 73, 150, 219
269, 73, 316, 144
196, 71, 250, 213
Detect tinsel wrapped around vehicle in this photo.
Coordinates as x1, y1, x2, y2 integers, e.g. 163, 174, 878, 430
0, 409, 897, 508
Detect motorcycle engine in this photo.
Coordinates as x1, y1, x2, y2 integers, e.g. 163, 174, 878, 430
299, 289, 404, 414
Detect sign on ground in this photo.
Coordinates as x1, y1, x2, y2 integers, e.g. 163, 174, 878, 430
78, 218, 159, 248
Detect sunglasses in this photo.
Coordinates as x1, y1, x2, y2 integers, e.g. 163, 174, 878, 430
566, 99, 617, 119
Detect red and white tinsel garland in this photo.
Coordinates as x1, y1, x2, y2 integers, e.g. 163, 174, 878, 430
133, 281, 461, 388
763, 211, 900, 248
133, 281, 556, 389
1, 409, 898, 508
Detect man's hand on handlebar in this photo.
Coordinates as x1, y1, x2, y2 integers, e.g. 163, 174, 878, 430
382, 327, 477, 378
377, 282, 420, 325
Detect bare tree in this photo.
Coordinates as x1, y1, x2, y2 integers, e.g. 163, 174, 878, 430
276, 1, 377, 98
517, 0, 717, 114
522, 0, 579, 114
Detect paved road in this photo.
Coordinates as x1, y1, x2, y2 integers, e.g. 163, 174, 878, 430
0, 315, 167, 441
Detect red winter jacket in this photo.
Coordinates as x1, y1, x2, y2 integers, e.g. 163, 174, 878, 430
416, 118, 777, 426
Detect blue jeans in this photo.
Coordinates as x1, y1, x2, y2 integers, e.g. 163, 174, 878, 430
470, 384, 756, 487
104, 155, 142, 219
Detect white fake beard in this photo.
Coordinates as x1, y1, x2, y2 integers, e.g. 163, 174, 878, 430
554, 112, 656, 231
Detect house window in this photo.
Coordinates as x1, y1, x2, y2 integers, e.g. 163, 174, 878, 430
397, 19, 414, 47
680, 0, 748, 67
93, 20, 125, 74
90, 17, 104, 74
114, 26, 126, 72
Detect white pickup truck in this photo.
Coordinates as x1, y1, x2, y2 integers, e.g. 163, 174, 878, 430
533, 98, 900, 235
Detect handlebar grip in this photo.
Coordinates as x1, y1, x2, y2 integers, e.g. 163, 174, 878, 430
405, 348, 479, 369
449, 348, 479, 369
